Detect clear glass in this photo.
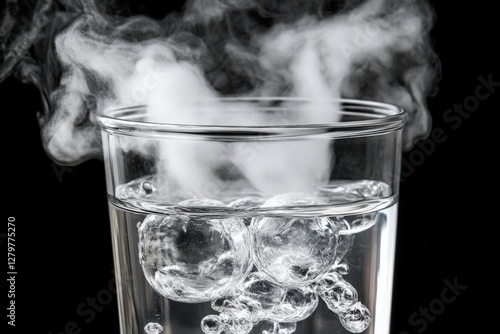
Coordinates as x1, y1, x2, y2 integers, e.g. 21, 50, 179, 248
97, 98, 406, 334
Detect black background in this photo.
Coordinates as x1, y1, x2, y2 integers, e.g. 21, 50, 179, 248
3, 1, 498, 333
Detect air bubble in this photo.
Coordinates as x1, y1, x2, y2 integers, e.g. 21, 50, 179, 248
331, 263, 350, 275
213, 272, 318, 326
251, 193, 340, 287
228, 196, 266, 209
201, 315, 224, 334
316, 272, 358, 313
339, 302, 372, 333
138, 198, 252, 302
142, 182, 154, 195
267, 285, 318, 322
144, 322, 163, 334
212, 272, 286, 322
220, 313, 254, 334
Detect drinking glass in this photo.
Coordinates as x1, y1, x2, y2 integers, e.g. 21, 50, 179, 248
97, 98, 406, 334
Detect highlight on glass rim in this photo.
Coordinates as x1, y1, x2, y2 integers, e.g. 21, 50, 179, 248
1, 0, 441, 333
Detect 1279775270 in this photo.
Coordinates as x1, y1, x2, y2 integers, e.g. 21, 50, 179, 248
7, 216, 16, 327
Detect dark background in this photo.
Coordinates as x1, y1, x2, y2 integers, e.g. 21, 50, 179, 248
3, 1, 497, 333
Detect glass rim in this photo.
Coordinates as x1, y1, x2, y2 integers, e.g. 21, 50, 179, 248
97, 98, 406, 139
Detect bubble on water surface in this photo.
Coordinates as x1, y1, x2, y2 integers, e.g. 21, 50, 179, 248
117, 176, 158, 199
322, 180, 391, 201
331, 263, 350, 275
138, 198, 252, 302
228, 196, 266, 209
229, 197, 267, 226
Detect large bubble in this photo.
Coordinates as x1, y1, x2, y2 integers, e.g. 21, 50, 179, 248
138, 198, 252, 302
250, 193, 340, 287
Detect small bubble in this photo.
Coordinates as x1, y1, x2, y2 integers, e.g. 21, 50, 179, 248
344, 212, 378, 233
142, 182, 154, 195
243, 272, 287, 310
211, 294, 255, 321
267, 286, 318, 322
220, 313, 253, 334
316, 273, 358, 313
339, 302, 371, 333
278, 322, 297, 334
334, 219, 353, 263
201, 315, 224, 334
315, 271, 341, 291
259, 321, 279, 334
211, 272, 286, 322
144, 322, 163, 334
331, 263, 350, 275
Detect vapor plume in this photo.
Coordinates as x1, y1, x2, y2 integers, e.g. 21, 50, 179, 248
1, 0, 440, 196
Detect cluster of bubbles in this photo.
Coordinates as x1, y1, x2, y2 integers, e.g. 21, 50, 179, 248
199, 264, 371, 334
314, 268, 372, 333
204, 271, 318, 332
137, 193, 376, 333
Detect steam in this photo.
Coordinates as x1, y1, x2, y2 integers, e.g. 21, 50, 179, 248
1, 0, 440, 196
